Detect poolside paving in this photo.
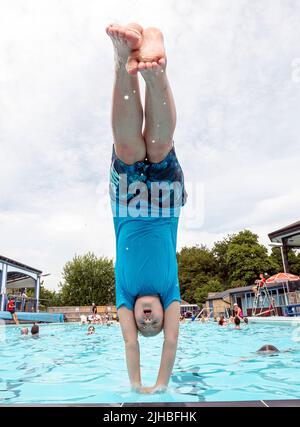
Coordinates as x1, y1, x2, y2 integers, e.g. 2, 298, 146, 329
2, 399, 300, 407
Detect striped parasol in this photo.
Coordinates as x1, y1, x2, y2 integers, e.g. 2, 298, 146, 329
266, 272, 300, 283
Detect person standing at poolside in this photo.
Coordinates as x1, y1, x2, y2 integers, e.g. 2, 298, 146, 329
233, 303, 243, 319
21, 288, 27, 312
91, 302, 97, 320
7, 296, 19, 325
106, 22, 186, 393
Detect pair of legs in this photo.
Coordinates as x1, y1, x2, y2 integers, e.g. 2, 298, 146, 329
11, 312, 19, 325
106, 23, 176, 164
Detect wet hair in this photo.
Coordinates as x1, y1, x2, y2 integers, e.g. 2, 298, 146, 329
234, 316, 241, 326
243, 317, 249, 324
88, 326, 95, 332
257, 345, 279, 353
21, 327, 29, 335
218, 316, 225, 326
137, 323, 163, 337
31, 325, 39, 335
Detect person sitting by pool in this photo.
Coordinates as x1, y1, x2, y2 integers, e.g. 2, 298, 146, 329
95, 314, 102, 324
7, 296, 19, 325
80, 314, 87, 324
234, 316, 241, 330
106, 22, 187, 394
218, 316, 227, 326
87, 315, 94, 324
31, 324, 39, 338
87, 326, 95, 335
233, 303, 243, 319
21, 327, 29, 336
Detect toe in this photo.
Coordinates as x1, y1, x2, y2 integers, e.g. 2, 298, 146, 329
152, 62, 158, 69
116, 27, 125, 40
125, 29, 142, 43
126, 23, 143, 34
138, 62, 146, 71
158, 57, 166, 67
127, 57, 139, 75
146, 62, 152, 70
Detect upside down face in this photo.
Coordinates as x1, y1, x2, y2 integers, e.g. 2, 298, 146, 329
134, 295, 164, 337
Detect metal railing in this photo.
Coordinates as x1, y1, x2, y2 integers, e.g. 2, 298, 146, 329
7, 295, 37, 312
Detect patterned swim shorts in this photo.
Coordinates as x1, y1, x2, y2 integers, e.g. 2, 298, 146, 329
109, 144, 187, 217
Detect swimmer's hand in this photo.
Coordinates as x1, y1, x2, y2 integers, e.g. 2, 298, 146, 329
137, 385, 167, 394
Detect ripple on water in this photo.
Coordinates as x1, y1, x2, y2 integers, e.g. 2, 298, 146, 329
1, 322, 300, 403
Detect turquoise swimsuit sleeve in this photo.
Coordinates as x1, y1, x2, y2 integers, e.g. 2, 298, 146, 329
116, 282, 135, 311
161, 281, 181, 310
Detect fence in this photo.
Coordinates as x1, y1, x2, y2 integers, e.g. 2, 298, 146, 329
47, 305, 117, 322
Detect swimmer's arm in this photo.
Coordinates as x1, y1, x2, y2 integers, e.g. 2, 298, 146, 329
154, 301, 180, 391
118, 306, 141, 390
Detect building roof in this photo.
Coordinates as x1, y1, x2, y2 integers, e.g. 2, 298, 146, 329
268, 220, 300, 248
206, 281, 297, 300
0, 255, 42, 274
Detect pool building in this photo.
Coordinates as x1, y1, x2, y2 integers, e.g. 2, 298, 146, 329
205, 219, 300, 318
0, 255, 63, 323
0, 255, 42, 312
205, 280, 300, 318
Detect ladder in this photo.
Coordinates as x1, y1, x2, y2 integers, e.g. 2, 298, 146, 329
252, 280, 278, 316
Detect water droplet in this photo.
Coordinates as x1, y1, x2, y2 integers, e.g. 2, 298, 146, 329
124, 95, 129, 100
163, 101, 167, 105
126, 247, 129, 251
152, 139, 156, 143
161, 69, 164, 73
133, 90, 136, 94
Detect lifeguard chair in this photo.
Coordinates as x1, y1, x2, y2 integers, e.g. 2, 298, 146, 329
252, 274, 278, 316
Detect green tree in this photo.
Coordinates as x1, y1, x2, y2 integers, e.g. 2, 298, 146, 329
212, 234, 233, 287
193, 278, 223, 306
26, 284, 61, 308
39, 285, 61, 308
226, 230, 270, 287
59, 252, 115, 306
269, 247, 300, 276
177, 245, 218, 303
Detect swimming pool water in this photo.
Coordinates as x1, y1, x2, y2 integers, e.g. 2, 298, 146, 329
0, 322, 300, 404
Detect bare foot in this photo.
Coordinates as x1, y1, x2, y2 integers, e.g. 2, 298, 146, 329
127, 27, 167, 76
106, 23, 143, 71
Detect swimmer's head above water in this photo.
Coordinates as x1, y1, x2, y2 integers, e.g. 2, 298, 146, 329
134, 295, 164, 337
257, 344, 279, 354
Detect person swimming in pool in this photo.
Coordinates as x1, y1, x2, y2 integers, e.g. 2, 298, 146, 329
87, 326, 95, 335
233, 316, 241, 330
31, 324, 39, 338
257, 345, 280, 354
106, 23, 187, 394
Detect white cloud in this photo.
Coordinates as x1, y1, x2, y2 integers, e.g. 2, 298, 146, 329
1, 0, 300, 289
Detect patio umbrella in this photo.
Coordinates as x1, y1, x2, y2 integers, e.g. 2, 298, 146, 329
266, 272, 300, 283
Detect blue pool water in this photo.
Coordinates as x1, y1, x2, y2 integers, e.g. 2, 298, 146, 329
0, 321, 300, 404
